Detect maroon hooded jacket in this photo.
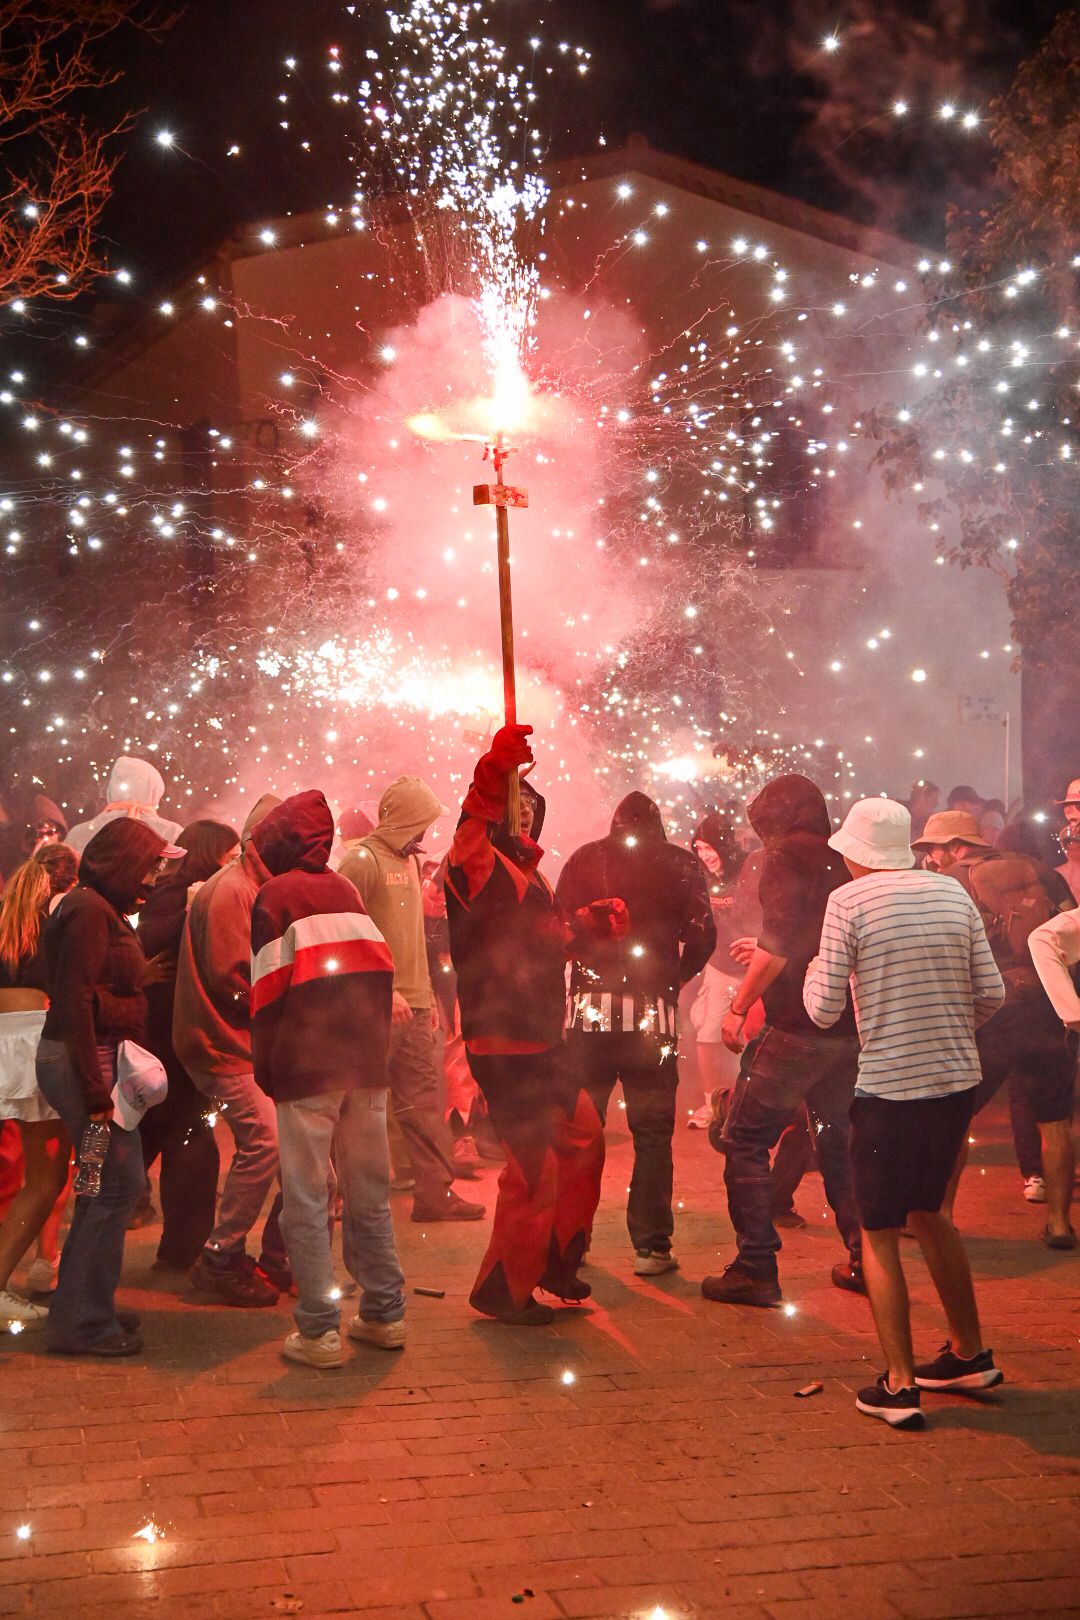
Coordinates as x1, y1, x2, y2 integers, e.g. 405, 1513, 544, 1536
249, 791, 393, 1102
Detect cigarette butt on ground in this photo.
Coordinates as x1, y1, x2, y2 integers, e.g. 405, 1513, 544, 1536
794, 1381, 824, 1398
413, 1286, 446, 1298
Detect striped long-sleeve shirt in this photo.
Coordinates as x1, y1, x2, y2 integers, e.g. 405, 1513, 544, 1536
802, 869, 1005, 1100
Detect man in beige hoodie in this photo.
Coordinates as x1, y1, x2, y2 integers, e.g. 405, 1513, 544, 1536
174, 793, 287, 1304
339, 777, 485, 1222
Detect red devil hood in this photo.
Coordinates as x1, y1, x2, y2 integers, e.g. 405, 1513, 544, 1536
250, 790, 334, 876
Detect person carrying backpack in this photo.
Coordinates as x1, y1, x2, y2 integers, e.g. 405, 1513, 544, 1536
913, 811, 1077, 1248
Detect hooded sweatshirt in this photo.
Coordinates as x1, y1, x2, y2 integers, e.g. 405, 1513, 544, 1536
748, 774, 857, 1037
250, 791, 393, 1101
338, 776, 445, 1009
66, 756, 184, 854
41, 819, 168, 1110
556, 792, 716, 1036
172, 794, 280, 1078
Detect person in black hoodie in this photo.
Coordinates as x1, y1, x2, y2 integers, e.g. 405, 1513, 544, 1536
137, 819, 239, 1268
701, 774, 864, 1308
445, 725, 607, 1326
36, 817, 182, 1356
556, 793, 716, 1275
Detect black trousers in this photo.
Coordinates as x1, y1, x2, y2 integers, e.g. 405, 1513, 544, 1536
569, 1031, 679, 1254
139, 1063, 220, 1268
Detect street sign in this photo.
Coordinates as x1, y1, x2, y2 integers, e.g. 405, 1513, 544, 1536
473, 483, 529, 509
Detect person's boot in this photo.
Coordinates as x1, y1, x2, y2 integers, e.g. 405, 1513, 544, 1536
701, 1261, 782, 1307
470, 1292, 556, 1326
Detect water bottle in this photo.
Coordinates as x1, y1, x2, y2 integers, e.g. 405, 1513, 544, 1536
73, 1121, 110, 1197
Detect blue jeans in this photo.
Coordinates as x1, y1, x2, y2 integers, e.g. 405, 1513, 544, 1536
723, 1025, 861, 1278
277, 1087, 405, 1338
35, 1038, 147, 1347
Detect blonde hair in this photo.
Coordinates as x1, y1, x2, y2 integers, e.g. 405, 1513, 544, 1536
0, 857, 51, 976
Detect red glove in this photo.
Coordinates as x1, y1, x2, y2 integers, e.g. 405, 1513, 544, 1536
572, 897, 631, 944
490, 723, 534, 773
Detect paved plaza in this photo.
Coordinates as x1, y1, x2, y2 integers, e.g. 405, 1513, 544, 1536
2, 1095, 1078, 1620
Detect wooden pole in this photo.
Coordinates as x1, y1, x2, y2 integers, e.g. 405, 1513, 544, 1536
493, 439, 521, 835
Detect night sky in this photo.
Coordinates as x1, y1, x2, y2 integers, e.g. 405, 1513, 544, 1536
81, 0, 1066, 301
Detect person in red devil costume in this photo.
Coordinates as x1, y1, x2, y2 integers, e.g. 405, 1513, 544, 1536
445, 724, 609, 1326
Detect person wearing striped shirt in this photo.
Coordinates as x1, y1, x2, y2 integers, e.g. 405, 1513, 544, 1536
803, 797, 1005, 1430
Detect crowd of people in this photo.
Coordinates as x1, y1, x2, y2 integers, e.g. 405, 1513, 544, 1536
0, 740, 1076, 1428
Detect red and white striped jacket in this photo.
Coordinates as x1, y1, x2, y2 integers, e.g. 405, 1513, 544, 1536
249, 792, 394, 1102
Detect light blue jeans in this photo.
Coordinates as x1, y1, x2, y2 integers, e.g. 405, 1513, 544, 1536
277, 1087, 405, 1338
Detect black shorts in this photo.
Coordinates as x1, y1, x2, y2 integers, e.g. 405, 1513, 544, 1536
972, 990, 1078, 1124
849, 1089, 975, 1231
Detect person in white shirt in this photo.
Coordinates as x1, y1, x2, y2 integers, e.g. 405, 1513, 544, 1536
1028, 907, 1080, 1031
1054, 779, 1080, 905
803, 798, 1006, 1430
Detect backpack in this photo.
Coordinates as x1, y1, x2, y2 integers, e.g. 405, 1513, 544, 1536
961, 855, 1055, 972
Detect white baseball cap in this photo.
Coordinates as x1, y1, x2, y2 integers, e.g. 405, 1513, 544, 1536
111, 1042, 168, 1130
828, 798, 916, 871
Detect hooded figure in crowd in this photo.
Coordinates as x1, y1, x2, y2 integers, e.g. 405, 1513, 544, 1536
172, 793, 288, 1307
701, 774, 865, 1309
556, 792, 715, 1275
66, 756, 184, 855
445, 724, 606, 1326
249, 791, 404, 1368
338, 777, 484, 1223
37, 817, 182, 1356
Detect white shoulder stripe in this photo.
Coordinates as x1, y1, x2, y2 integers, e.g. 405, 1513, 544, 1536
252, 910, 387, 982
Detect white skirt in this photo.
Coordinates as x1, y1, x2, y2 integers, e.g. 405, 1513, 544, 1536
0, 1009, 57, 1123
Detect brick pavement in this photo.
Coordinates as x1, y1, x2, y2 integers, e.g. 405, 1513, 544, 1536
2, 1096, 1078, 1619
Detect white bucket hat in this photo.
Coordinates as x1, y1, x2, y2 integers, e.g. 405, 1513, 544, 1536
828, 798, 915, 871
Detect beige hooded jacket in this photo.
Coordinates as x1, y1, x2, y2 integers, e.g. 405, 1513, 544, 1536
338, 776, 446, 1009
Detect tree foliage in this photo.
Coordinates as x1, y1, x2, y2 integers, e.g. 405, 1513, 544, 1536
0, 1, 165, 307
870, 10, 1080, 681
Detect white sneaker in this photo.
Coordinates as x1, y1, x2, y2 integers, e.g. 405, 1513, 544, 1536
0, 1289, 49, 1329
281, 1329, 346, 1368
25, 1257, 60, 1294
633, 1250, 680, 1276
348, 1315, 405, 1350
1023, 1176, 1046, 1204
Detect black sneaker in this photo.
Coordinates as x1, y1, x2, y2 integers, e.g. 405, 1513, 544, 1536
913, 1341, 1004, 1392
855, 1373, 924, 1428
701, 1262, 782, 1308
190, 1251, 279, 1307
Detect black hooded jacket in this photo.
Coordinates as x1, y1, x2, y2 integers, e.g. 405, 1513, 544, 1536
41, 818, 167, 1110
556, 792, 716, 1022
748, 775, 856, 1037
